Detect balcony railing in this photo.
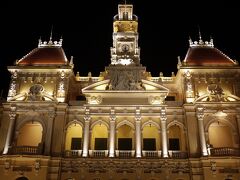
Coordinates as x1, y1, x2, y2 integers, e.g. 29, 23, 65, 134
10, 146, 40, 155
64, 150, 82, 157
115, 150, 135, 158
142, 151, 161, 158
168, 151, 188, 159
89, 150, 108, 158
210, 147, 240, 156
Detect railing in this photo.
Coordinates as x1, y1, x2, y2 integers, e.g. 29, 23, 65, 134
10, 146, 39, 155
210, 147, 240, 156
168, 151, 188, 159
89, 150, 108, 158
115, 150, 135, 158
142, 151, 161, 158
64, 150, 82, 157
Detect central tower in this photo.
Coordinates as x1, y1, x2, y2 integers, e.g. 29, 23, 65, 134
106, 3, 146, 90
111, 4, 140, 65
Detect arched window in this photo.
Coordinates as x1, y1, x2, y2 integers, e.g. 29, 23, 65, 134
168, 125, 186, 151
91, 123, 108, 150
65, 123, 83, 150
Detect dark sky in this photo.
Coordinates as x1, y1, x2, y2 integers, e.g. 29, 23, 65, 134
0, 1, 239, 98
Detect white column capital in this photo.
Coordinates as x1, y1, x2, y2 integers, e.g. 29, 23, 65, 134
197, 106, 205, 120
109, 109, 116, 121
160, 107, 167, 121
84, 115, 91, 122
135, 108, 141, 121
9, 106, 17, 120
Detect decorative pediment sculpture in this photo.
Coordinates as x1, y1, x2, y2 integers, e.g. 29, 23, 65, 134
206, 83, 226, 102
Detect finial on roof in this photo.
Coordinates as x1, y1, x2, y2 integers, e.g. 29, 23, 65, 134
70, 56, 74, 69
48, 26, 53, 45
177, 56, 182, 69
38, 36, 42, 46
189, 36, 193, 46
198, 26, 204, 45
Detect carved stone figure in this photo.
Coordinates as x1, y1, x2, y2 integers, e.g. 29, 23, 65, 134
207, 83, 226, 101
27, 84, 45, 101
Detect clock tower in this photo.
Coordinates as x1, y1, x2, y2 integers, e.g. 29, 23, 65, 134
105, 3, 146, 90
110, 3, 140, 65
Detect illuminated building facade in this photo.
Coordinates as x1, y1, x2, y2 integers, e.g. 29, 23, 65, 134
0, 3, 240, 180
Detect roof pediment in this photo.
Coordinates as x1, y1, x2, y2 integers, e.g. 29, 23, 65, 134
82, 79, 169, 105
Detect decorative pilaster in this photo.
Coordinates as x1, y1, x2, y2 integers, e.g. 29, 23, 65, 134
82, 108, 91, 157
197, 106, 208, 156
236, 109, 240, 140
109, 108, 116, 157
7, 71, 18, 101
184, 71, 194, 103
44, 111, 55, 155
135, 108, 142, 158
3, 106, 17, 154
57, 71, 66, 102
160, 107, 168, 158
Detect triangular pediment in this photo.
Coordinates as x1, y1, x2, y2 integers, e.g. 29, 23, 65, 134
82, 79, 169, 105
82, 79, 169, 92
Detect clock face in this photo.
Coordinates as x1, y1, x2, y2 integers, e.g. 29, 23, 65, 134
121, 44, 129, 52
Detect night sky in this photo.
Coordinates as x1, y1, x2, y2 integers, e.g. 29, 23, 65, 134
0, 1, 239, 98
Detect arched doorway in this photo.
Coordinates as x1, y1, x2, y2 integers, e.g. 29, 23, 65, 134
117, 124, 134, 150
91, 123, 108, 150
15, 121, 43, 155
168, 125, 186, 151
142, 124, 160, 151
65, 123, 83, 151
17, 121, 43, 146
208, 121, 234, 148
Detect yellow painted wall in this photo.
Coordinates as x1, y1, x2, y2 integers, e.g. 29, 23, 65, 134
17, 122, 43, 146
142, 125, 161, 150
65, 124, 82, 150
209, 122, 233, 147
91, 124, 108, 150
117, 124, 133, 138
168, 125, 186, 151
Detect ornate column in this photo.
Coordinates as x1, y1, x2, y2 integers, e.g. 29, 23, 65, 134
197, 106, 208, 156
109, 108, 116, 157
135, 108, 142, 158
57, 71, 66, 102
82, 108, 91, 157
44, 111, 55, 155
160, 107, 168, 158
3, 106, 17, 154
7, 71, 18, 101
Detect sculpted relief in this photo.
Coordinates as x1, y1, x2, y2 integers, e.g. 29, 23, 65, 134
206, 83, 226, 102
26, 84, 45, 101
106, 70, 145, 90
